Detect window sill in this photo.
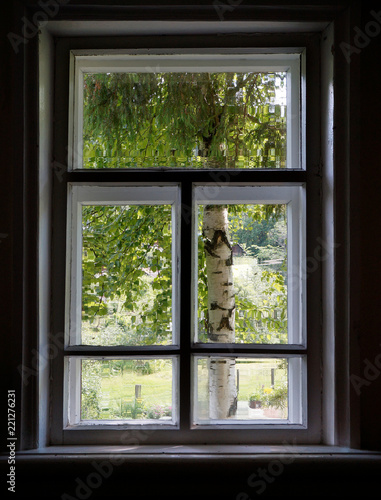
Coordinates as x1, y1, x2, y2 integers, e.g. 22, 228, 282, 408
11, 445, 381, 462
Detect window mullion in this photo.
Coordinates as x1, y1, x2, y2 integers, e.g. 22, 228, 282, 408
191, 345, 307, 355
179, 180, 193, 431
64, 346, 181, 356
66, 170, 307, 185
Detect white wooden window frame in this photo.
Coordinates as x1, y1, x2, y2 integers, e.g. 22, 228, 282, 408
192, 355, 306, 429
65, 184, 181, 348
65, 355, 180, 429
46, 44, 327, 446
64, 184, 181, 430
68, 51, 301, 172
191, 184, 306, 429
192, 184, 306, 347
64, 183, 307, 431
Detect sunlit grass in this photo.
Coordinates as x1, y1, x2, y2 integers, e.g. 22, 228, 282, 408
198, 359, 287, 403
99, 363, 173, 409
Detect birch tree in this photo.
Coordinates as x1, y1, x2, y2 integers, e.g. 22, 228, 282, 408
202, 204, 237, 418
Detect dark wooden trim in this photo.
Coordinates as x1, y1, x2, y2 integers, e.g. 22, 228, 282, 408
26, 2, 345, 23
66, 170, 307, 184
64, 346, 181, 356
192, 344, 307, 355
179, 179, 193, 433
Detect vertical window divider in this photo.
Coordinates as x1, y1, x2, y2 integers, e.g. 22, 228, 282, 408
179, 180, 192, 431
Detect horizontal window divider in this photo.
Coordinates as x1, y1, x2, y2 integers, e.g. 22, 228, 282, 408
66, 170, 307, 184
64, 345, 180, 357
64, 423, 178, 431
191, 344, 306, 355
191, 423, 307, 431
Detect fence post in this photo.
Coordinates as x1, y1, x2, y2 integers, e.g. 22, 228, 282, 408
135, 384, 142, 400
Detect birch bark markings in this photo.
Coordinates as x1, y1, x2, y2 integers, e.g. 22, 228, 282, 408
202, 205, 237, 419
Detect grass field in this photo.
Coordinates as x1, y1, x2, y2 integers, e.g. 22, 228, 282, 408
197, 358, 287, 402
83, 358, 287, 420
94, 360, 173, 419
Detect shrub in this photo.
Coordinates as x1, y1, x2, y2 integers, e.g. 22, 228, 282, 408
119, 398, 145, 419
146, 404, 172, 419
248, 390, 263, 403
248, 383, 288, 410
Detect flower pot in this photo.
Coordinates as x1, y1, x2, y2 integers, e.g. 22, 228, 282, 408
263, 407, 284, 418
249, 400, 262, 409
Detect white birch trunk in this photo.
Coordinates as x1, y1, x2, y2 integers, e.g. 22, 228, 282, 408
203, 205, 237, 419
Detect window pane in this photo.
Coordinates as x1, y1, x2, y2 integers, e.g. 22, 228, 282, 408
82, 72, 287, 169
194, 357, 292, 423
81, 204, 173, 345
197, 204, 288, 344
78, 358, 175, 423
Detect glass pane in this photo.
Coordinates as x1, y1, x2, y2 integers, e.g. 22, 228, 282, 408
80, 358, 175, 422
194, 357, 289, 423
197, 204, 287, 344
82, 72, 287, 169
81, 204, 173, 345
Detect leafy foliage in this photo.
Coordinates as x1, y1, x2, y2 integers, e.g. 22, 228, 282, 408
198, 204, 288, 344
249, 382, 288, 410
81, 204, 172, 345
79, 68, 290, 418
81, 70, 288, 346
81, 360, 102, 419
83, 72, 286, 169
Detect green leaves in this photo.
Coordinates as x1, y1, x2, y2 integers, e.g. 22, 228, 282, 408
82, 71, 287, 169
198, 204, 287, 344
81, 70, 289, 345
81, 204, 173, 346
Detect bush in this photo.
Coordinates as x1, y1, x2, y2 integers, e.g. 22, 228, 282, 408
248, 390, 263, 403
146, 404, 172, 419
248, 383, 288, 410
265, 383, 288, 410
135, 361, 153, 375
81, 360, 102, 419
118, 398, 145, 419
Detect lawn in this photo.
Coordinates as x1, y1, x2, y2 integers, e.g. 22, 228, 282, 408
197, 358, 287, 403
91, 360, 173, 419
84, 358, 287, 420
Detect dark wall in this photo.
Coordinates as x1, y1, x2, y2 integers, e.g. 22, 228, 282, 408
9, 456, 381, 499
357, 2, 381, 451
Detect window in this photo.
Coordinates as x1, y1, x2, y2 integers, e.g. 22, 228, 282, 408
51, 48, 321, 445
65, 185, 181, 428
192, 185, 306, 427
